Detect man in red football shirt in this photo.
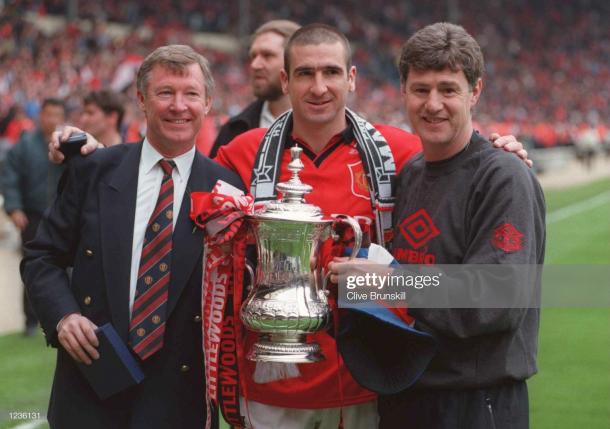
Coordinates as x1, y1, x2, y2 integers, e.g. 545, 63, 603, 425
214, 24, 420, 428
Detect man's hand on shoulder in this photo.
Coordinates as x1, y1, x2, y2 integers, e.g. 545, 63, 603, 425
490, 133, 533, 168
49, 126, 103, 164
57, 313, 100, 365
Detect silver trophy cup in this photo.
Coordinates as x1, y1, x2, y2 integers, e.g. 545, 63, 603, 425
240, 146, 362, 363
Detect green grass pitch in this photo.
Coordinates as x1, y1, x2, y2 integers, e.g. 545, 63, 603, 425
529, 178, 610, 429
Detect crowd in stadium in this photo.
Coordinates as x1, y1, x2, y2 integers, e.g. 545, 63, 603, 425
1, 0, 608, 151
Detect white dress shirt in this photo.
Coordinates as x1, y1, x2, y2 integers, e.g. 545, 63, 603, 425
129, 139, 195, 315
259, 101, 276, 129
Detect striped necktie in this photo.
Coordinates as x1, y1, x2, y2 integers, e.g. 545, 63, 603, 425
129, 159, 175, 360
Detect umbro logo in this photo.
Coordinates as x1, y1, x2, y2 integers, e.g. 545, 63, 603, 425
398, 209, 440, 249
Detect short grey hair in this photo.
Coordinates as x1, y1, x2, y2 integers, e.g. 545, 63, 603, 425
136, 44, 214, 97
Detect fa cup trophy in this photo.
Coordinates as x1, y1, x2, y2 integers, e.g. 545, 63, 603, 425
240, 146, 362, 363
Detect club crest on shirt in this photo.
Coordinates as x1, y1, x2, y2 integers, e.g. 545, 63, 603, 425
347, 161, 370, 200
492, 223, 523, 252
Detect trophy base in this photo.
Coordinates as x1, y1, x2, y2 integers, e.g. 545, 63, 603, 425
247, 338, 325, 363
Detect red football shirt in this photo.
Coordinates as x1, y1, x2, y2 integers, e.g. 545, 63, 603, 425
215, 124, 421, 408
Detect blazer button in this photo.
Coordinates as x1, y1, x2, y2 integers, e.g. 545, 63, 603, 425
83, 296, 93, 306
85, 249, 94, 257
193, 314, 202, 322
180, 364, 190, 373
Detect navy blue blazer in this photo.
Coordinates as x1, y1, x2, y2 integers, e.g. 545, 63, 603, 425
21, 142, 243, 429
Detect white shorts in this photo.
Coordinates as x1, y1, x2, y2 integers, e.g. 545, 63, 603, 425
238, 398, 378, 429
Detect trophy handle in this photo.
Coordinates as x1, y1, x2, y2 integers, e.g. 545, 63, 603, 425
322, 271, 332, 295
332, 215, 362, 259
322, 215, 363, 293
245, 261, 255, 291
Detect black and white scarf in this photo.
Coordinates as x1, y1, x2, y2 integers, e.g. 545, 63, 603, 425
250, 108, 396, 248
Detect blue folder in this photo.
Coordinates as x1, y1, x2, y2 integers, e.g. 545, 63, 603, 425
76, 323, 145, 400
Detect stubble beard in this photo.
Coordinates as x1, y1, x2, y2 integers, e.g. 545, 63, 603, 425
253, 81, 284, 101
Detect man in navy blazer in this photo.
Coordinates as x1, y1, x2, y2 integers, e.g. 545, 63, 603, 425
21, 45, 243, 429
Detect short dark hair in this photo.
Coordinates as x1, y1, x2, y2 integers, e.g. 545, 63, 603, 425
398, 22, 484, 89
83, 90, 126, 130
136, 44, 214, 97
284, 23, 352, 74
41, 98, 66, 112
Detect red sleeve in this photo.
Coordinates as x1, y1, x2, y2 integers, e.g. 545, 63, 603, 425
213, 128, 268, 189
374, 124, 422, 171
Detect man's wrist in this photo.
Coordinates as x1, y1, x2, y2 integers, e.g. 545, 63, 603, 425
56, 312, 80, 331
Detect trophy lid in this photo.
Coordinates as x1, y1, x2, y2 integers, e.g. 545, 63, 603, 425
253, 146, 329, 222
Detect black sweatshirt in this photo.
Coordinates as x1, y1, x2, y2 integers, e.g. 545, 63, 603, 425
392, 131, 546, 389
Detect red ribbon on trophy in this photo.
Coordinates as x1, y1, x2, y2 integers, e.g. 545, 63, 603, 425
190, 181, 255, 429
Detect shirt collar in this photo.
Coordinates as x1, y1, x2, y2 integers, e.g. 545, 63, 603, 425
140, 138, 196, 180
287, 123, 354, 150
259, 101, 276, 129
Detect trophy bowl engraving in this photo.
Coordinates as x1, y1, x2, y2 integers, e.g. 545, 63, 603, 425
240, 285, 330, 332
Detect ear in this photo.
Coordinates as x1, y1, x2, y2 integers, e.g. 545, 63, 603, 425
470, 78, 483, 107
137, 90, 145, 111
108, 111, 119, 126
348, 66, 357, 92
400, 81, 407, 97
280, 68, 289, 95
203, 96, 212, 115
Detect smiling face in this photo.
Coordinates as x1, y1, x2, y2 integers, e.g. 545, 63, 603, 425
402, 67, 482, 161
281, 41, 355, 135
249, 31, 285, 101
137, 63, 211, 157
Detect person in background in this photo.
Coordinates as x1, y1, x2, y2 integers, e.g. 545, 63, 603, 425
80, 89, 126, 147
209, 19, 300, 158
1, 98, 65, 336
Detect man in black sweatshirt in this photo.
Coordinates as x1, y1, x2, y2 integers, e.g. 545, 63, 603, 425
382, 23, 545, 429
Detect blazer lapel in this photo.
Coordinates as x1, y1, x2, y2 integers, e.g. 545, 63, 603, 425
99, 143, 142, 341
166, 152, 211, 316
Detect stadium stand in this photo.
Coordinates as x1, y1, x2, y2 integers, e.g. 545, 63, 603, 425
1, 0, 608, 153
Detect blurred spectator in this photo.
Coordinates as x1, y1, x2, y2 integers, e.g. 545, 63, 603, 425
80, 89, 126, 146
210, 19, 300, 157
0, 98, 66, 337
1, 105, 35, 145
574, 123, 602, 170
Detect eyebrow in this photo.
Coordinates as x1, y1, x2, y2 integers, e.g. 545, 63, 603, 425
154, 84, 202, 92
250, 47, 277, 56
437, 81, 460, 87
409, 80, 461, 88
293, 65, 344, 73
